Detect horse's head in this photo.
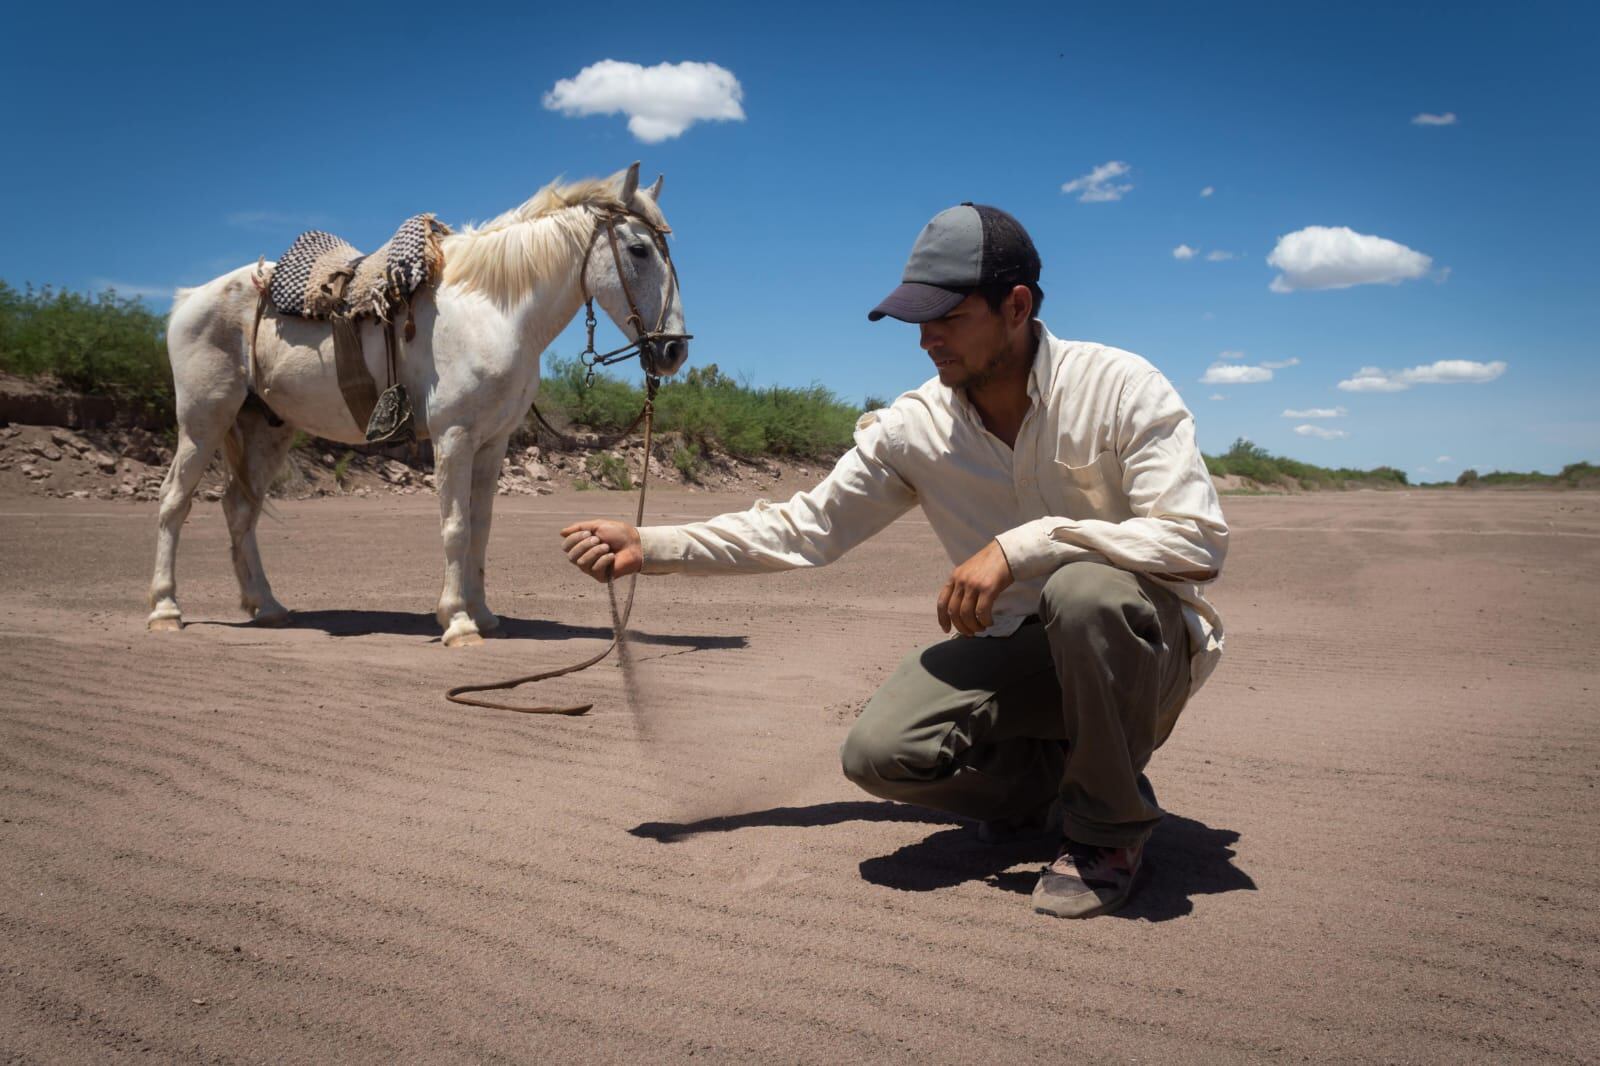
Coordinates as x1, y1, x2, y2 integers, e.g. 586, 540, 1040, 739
583, 163, 690, 378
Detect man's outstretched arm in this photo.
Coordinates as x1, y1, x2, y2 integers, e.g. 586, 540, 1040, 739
558, 412, 917, 582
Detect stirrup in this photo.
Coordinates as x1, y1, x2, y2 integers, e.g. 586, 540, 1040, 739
366, 384, 415, 444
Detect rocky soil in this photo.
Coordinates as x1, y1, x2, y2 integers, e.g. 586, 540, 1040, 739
0, 420, 830, 504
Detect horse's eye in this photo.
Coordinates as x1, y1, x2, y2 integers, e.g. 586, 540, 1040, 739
628, 243, 650, 259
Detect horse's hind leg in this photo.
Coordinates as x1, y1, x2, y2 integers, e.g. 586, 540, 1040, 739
464, 432, 511, 634
148, 396, 241, 631
223, 406, 296, 626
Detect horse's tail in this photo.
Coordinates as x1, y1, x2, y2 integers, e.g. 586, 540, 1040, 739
221, 419, 260, 512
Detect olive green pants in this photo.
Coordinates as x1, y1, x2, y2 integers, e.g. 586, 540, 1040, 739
840, 562, 1192, 848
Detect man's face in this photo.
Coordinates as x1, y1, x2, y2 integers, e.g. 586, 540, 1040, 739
917, 291, 1013, 390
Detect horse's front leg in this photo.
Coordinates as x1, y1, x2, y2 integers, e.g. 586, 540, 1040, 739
464, 432, 511, 634
433, 426, 482, 647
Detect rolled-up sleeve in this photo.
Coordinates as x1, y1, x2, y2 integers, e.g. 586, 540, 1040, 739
994, 371, 1228, 583
639, 410, 919, 575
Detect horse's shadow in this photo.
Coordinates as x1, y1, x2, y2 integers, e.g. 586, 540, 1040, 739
196, 610, 747, 650
632, 801, 1253, 922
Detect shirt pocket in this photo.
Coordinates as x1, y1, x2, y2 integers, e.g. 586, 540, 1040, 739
1050, 450, 1134, 521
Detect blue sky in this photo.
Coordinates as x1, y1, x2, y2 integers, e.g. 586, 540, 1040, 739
4, 0, 1596, 475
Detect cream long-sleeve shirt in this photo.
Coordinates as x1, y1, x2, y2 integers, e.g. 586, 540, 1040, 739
639, 324, 1229, 693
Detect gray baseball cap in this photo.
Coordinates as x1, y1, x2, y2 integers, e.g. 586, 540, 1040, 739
868, 202, 1042, 322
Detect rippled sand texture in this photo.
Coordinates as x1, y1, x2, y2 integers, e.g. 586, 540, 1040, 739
2, 489, 1596, 1062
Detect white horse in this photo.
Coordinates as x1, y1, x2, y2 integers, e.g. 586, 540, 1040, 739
148, 163, 687, 646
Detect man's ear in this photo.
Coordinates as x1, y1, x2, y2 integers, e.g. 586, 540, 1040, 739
1009, 284, 1033, 326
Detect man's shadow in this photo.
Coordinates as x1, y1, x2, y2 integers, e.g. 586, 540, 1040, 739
632, 801, 1253, 921
194, 610, 747, 650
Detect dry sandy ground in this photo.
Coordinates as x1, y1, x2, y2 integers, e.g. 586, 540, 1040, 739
2, 488, 1597, 1063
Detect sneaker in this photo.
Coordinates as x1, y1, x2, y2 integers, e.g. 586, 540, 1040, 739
1031, 838, 1143, 919
976, 799, 1062, 845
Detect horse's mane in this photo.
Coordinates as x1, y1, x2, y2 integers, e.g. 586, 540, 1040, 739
440, 174, 668, 309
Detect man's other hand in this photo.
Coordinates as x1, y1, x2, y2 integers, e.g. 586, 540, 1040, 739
937, 540, 1015, 636
559, 520, 643, 582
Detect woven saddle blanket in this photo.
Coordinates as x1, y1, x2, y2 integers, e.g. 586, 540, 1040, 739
264, 213, 450, 320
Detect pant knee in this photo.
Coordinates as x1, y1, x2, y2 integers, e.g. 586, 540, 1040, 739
1040, 562, 1156, 643
839, 716, 896, 787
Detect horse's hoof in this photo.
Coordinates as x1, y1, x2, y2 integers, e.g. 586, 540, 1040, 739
475, 613, 501, 633
254, 608, 291, 628
147, 616, 183, 632
441, 614, 483, 646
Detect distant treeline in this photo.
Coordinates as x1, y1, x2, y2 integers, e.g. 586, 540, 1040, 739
1449, 463, 1599, 489
1204, 437, 1410, 489
1, 280, 1593, 480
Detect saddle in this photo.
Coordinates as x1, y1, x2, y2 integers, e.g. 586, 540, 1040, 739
252, 214, 451, 444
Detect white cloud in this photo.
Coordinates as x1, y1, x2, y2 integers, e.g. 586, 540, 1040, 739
542, 60, 745, 143
1205, 250, 1237, 262
1282, 406, 1346, 418
1436, 455, 1454, 464
90, 278, 173, 301
1061, 161, 1132, 203
1295, 424, 1348, 440
1260, 357, 1300, 370
1338, 359, 1507, 392
226, 210, 332, 231
1172, 244, 1197, 260
1202, 362, 1272, 385
1337, 366, 1410, 392
1217, 350, 1246, 361
1209, 393, 1226, 401
1200, 186, 1215, 198
1267, 225, 1432, 293
1400, 359, 1506, 384
1412, 112, 1458, 126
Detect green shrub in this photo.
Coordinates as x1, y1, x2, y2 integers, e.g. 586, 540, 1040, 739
671, 440, 703, 479
537, 355, 861, 460
0, 281, 173, 422
584, 452, 634, 490
332, 450, 355, 485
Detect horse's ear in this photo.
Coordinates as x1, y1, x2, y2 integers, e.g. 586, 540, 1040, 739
619, 162, 641, 204
646, 174, 664, 203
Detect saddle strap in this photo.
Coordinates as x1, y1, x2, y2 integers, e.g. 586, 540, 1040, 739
331, 313, 381, 432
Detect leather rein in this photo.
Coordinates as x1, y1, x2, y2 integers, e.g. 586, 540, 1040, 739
445, 207, 685, 715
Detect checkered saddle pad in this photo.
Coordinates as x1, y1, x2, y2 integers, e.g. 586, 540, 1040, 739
265, 214, 450, 320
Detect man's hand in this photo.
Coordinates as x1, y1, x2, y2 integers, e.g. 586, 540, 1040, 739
559, 520, 643, 582
937, 539, 1014, 636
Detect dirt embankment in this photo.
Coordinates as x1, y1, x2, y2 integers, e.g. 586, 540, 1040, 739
0, 419, 833, 504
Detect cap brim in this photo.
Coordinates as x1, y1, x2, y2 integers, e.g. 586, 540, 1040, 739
867, 282, 967, 323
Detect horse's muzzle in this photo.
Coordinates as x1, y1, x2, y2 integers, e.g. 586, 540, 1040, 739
649, 337, 690, 377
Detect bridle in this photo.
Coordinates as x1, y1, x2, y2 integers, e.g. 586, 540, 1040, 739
575, 206, 692, 387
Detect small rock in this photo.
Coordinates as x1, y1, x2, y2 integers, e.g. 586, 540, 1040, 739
201, 488, 221, 501
522, 462, 549, 481
94, 453, 117, 473
0, 425, 18, 438
21, 463, 46, 479
30, 444, 63, 461
70, 490, 90, 499
321, 453, 335, 465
